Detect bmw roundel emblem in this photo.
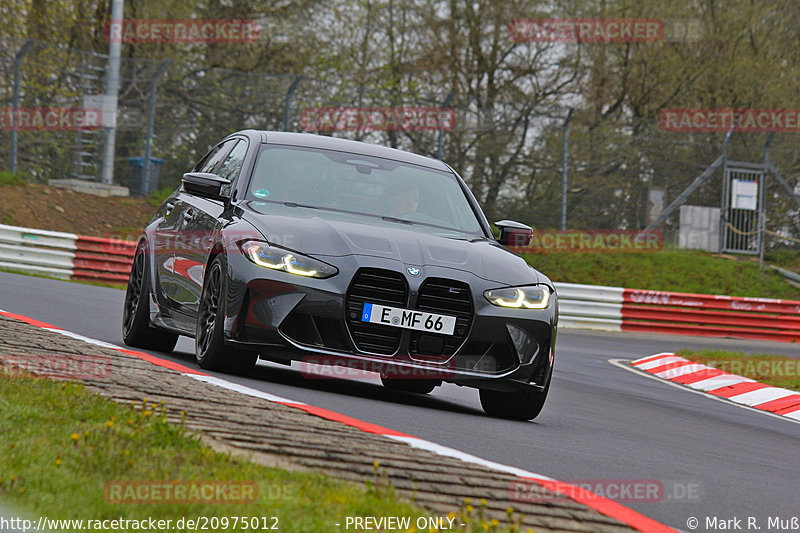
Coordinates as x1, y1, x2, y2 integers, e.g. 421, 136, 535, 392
407, 267, 421, 277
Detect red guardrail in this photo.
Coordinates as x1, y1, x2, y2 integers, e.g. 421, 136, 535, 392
622, 289, 800, 342
72, 236, 136, 283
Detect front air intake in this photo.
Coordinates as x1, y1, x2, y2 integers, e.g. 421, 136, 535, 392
345, 268, 408, 355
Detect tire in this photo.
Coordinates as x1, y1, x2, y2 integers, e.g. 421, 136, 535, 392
479, 378, 550, 421
195, 255, 257, 374
122, 242, 179, 352
381, 376, 439, 394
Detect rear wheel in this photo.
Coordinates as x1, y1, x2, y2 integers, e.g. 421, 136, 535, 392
195, 256, 257, 374
381, 376, 439, 394
479, 378, 550, 421
122, 242, 179, 352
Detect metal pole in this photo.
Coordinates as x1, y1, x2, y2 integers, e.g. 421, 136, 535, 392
142, 59, 170, 196
759, 132, 774, 268
561, 108, 574, 230
437, 91, 455, 159
718, 128, 734, 253
10, 39, 34, 174
641, 128, 734, 236
283, 76, 302, 132
100, 0, 124, 184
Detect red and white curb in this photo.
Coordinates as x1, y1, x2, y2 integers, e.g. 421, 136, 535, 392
631, 353, 800, 421
0, 309, 676, 533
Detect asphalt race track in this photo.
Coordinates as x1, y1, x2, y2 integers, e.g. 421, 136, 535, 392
2, 270, 798, 531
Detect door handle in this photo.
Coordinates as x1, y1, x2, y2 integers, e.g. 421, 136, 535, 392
183, 209, 194, 223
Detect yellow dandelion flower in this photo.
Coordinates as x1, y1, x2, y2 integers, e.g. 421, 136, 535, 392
464, 497, 471, 505
429, 528, 438, 533
143, 410, 152, 416
481, 523, 489, 531
55, 458, 62, 466
18, 487, 24, 494
491, 519, 499, 527
506, 507, 514, 514
83, 430, 89, 437
480, 498, 487, 506
70, 433, 80, 441
106, 420, 114, 428
466, 505, 474, 513
127, 418, 134, 424
447, 512, 457, 521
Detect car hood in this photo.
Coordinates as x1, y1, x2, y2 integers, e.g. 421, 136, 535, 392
239, 201, 539, 286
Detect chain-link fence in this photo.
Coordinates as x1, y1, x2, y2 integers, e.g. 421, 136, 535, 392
2, 37, 799, 260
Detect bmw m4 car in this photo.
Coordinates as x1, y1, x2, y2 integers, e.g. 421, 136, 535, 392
122, 130, 557, 420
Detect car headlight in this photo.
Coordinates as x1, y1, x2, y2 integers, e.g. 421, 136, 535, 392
240, 241, 338, 279
484, 285, 551, 309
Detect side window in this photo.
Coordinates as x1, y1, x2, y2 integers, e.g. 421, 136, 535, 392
197, 139, 237, 174
216, 140, 248, 197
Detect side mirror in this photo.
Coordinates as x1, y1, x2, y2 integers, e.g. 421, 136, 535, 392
182, 172, 230, 201
495, 219, 533, 247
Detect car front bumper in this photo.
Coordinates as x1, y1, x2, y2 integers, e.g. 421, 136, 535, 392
221, 252, 557, 393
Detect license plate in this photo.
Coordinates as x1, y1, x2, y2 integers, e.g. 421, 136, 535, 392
360, 303, 456, 335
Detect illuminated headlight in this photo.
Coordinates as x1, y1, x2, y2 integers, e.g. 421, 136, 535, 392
484, 285, 551, 309
241, 241, 338, 279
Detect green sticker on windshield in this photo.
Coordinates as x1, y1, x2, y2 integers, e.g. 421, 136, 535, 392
253, 189, 270, 198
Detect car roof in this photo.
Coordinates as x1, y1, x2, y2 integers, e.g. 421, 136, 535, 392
232, 130, 451, 172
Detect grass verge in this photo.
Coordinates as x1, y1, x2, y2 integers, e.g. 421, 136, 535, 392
522, 249, 800, 300
0, 373, 529, 532
0, 171, 24, 187
0, 374, 427, 532
676, 349, 800, 392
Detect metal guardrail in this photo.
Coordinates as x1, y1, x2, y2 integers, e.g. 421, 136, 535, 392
0, 223, 133, 283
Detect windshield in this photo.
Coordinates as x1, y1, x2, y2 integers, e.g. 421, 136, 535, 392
247, 144, 485, 237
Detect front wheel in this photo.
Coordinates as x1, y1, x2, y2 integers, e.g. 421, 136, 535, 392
479, 378, 550, 421
195, 255, 257, 375
122, 242, 179, 352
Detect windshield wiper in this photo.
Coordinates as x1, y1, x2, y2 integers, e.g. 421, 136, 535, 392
381, 216, 415, 225
284, 201, 320, 209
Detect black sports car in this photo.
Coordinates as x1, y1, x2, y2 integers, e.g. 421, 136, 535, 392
122, 131, 557, 420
